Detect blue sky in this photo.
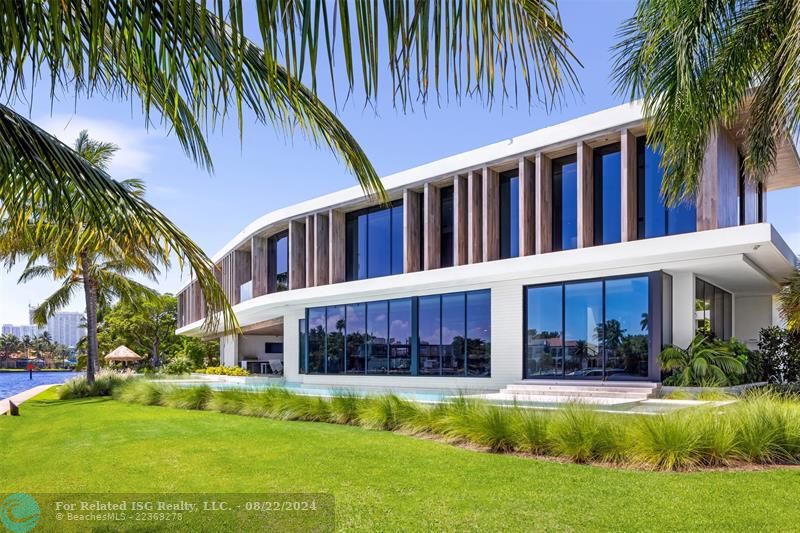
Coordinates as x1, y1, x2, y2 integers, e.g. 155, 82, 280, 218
2, 0, 799, 325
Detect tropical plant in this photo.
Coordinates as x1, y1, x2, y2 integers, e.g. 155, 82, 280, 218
779, 271, 800, 332
0, 333, 20, 366
757, 326, 800, 384
0, 132, 170, 384
659, 334, 745, 386
613, 0, 798, 203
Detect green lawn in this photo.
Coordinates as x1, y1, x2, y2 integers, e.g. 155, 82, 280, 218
2, 390, 800, 531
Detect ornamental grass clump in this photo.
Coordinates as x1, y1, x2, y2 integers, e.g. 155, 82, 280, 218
694, 409, 737, 466
631, 412, 701, 470
329, 391, 362, 425
731, 394, 793, 464
59, 369, 136, 399
447, 404, 518, 453
358, 394, 418, 431
207, 389, 247, 415
114, 379, 169, 406
161, 385, 212, 410
511, 409, 551, 455
239, 388, 293, 418
547, 404, 612, 463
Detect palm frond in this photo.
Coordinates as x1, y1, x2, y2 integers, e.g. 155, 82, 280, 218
32, 281, 80, 326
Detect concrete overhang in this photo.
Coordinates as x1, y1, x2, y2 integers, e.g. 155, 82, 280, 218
178, 223, 797, 338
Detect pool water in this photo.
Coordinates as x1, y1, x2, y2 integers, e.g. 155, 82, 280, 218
0, 371, 80, 399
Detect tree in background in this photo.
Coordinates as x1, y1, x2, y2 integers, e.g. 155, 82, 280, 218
0, 333, 20, 367
1, 132, 166, 383
98, 293, 218, 371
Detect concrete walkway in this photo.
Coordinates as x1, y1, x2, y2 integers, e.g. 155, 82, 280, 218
0, 384, 57, 415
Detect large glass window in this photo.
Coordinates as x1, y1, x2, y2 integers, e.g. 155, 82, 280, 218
637, 138, 696, 238
346, 303, 366, 374
695, 278, 732, 340
525, 275, 651, 380
346, 201, 404, 281
298, 318, 307, 374
302, 290, 491, 377
564, 281, 603, 378
500, 172, 520, 258
553, 155, 578, 251
389, 299, 413, 374
593, 144, 622, 245
366, 301, 388, 374
440, 186, 455, 268
268, 231, 289, 292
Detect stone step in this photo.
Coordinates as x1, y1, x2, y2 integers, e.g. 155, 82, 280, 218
479, 393, 636, 406
501, 390, 650, 399
504, 384, 657, 395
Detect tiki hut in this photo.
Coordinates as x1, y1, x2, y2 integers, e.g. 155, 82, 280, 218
104, 345, 143, 366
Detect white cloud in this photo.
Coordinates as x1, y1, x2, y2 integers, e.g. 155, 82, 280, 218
35, 114, 158, 178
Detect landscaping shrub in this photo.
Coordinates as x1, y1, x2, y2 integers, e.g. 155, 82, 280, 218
659, 334, 745, 386
161, 356, 196, 375
112, 381, 800, 471
161, 385, 212, 410
758, 327, 800, 383
196, 366, 250, 377
59, 369, 136, 399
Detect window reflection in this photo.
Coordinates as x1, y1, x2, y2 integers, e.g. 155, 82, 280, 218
346, 303, 366, 374
500, 172, 519, 258
268, 231, 289, 292
389, 299, 412, 374
367, 301, 388, 375
346, 201, 404, 281
525, 275, 651, 380
440, 186, 455, 268
418, 295, 441, 375
553, 156, 578, 251
307, 308, 326, 373
695, 278, 732, 340
637, 139, 696, 238
441, 293, 466, 375
593, 144, 621, 245
326, 305, 345, 374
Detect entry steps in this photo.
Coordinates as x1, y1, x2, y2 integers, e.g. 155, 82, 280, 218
482, 381, 660, 405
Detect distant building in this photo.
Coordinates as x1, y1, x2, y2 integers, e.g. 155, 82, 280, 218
1, 323, 42, 339
2, 310, 85, 348
45, 312, 85, 348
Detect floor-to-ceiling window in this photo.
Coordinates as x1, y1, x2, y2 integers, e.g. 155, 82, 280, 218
301, 289, 491, 377
500, 171, 520, 258
268, 231, 289, 292
553, 155, 578, 251
440, 186, 455, 267
346, 200, 404, 281
525, 274, 652, 380
695, 278, 732, 340
637, 138, 696, 238
298, 318, 307, 374
593, 144, 622, 245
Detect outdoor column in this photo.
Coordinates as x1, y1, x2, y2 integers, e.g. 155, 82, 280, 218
482, 167, 499, 262
519, 157, 536, 256
467, 169, 483, 263
577, 141, 594, 248
288, 219, 306, 290
314, 212, 330, 285
220, 334, 239, 367
328, 209, 345, 283
251, 235, 268, 297
453, 175, 468, 266
403, 189, 422, 273
535, 152, 552, 254
671, 271, 696, 348
620, 128, 638, 242
305, 215, 315, 288
423, 182, 441, 270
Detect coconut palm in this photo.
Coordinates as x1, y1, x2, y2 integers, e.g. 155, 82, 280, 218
0, 333, 20, 367
1, 132, 170, 383
658, 334, 745, 386
613, 0, 800, 203
778, 270, 800, 332
0, 2, 579, 324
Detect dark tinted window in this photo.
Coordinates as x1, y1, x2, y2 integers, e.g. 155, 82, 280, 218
346, 303, 366, 374
367, 301, 389, 374
553, 156, 578, 251
500, 172, 520, 258
593, 144, 621, 245
346, 201, 404, 281
440, 186, 455, 267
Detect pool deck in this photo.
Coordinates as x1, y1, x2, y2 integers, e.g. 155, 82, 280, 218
0, 384, 57, 415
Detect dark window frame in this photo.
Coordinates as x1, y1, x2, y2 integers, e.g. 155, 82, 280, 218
499, 171, 520, 259
592, 143, 622, 246
552, 154, 578, 252
345, 200, 404, 281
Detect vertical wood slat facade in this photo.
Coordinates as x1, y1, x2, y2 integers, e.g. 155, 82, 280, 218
251, 235, 268, 298
453, 175, 468, 266
289, 220, 306, 290
467, 170, 483, 263
404, 189, 422, 273
697, 125, 739, 231
535, 152, 552, 254
519, 157, 536, 256
423, 182, 441, 270
305, 215, 315, 288
482, 167, 500, 262
577, 141, 594, 248
620, 129, 638, 242
314, 212, 330, 286
328, 209, 346, 283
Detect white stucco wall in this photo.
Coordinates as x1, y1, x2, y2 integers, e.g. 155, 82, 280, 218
735, 295, 774, 348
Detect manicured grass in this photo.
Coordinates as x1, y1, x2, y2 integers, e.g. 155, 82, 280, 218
2, 390, 800, 531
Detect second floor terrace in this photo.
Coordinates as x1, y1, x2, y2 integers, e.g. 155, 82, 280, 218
177, 102, 800, 330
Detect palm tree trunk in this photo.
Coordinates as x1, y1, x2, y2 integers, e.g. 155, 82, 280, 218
80, 252, 99, 385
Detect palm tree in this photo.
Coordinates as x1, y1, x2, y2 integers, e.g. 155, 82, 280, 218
613, 0, 796, 203
658, 334, 745, 387
1, 132, 169, 383
20, 335, 33, 359
0, 333, 20, 368
778, 271, 800, 332
0, 3, 579, 325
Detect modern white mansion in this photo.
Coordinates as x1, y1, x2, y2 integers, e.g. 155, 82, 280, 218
177, 102, 799, 391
